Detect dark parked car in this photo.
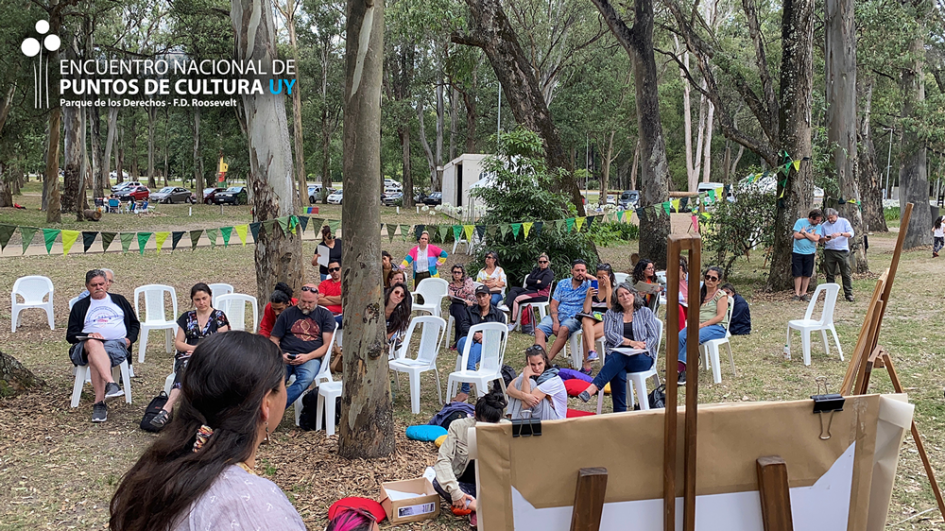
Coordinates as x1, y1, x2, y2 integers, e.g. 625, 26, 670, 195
116, 185, 150, 202
618, 190, 640, 209
202, 187, 227, 204
381, 191, 403, 206
151, 186, 193, 204
423, 192, 442, 206
213, 186, 248, 205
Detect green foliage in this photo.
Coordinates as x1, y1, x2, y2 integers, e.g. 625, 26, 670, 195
701, 184, 777, 278
468, 128, 598, 285
884, 207, 900, 221
588, 221, 639, 246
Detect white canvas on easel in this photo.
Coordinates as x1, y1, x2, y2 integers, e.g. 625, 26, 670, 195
316, 244, 330, 268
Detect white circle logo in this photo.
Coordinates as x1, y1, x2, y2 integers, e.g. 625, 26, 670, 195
21, 38, 40, 57
43, 34, 60, 51
35, 20, 50, 34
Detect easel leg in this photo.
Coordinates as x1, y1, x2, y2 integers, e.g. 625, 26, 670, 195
570, 467, 608, 531
756, 456, 794, 531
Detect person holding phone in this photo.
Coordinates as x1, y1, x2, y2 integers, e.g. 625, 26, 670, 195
577, 264, 616, 374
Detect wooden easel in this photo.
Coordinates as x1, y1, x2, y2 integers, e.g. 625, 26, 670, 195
839, 203, 945, 518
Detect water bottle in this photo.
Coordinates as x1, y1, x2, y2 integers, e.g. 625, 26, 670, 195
783, 344, 791, 361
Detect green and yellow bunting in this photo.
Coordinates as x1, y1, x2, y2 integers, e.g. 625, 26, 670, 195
275, 217, 289, 236
565, 218, 575, 233
511, 223, 521, 238
120, 232, 134, 254
386, 224, 398, 243
437, 224, 449, 243
82, 231, 97, 253
155, 232, 170, 253
20, 227, 36, 255
249, 222, 261, 243
220, 227, 232, 248
137, 232, 152, 255
575, 217, 585, 232
42, 228, 59, 254
171, 231, 185, 251
101, 232, 116, 253
399, 224, 411, 242
453, 225, 463, 241
235, 225, 248, 246
298, 216, 309, 233
61, 230, 79, 256
523, 222, 533, 239
499, 224, 510, 239
190, 230, 203, 251
205, 228, 218, 248
0, 224, 15, 251
328, 219, 341, 234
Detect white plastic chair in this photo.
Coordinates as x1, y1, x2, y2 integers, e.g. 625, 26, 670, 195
787, 283, 843, 366
208, 283, 235, 307
134, 284, 179, 363
290, 328, 338, 429
522, 279, 555, 331
11, 275, 55, 332
700, 296, 735, 384
446, 322, 509, 399
70, 359, 132, 407
614, 272, 629, 285
412, 277, 449, 318
68, 295, 81, 311
596, 319, 664, 414
214, 293, 258, 333
389, 316, 447, 414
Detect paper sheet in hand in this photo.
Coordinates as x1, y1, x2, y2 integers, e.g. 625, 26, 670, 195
634, 281, 662, 294
316, 244, 330, 267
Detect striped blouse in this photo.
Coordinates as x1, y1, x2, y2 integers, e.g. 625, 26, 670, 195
602, 306, 660, 359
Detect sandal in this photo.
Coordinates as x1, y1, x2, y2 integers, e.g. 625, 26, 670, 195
150, 409, 170, 430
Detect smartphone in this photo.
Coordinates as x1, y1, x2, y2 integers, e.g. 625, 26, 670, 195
590, 279, 599, 290
287, 353, 297, 360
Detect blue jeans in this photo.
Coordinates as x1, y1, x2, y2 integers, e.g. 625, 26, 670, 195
677, 325, 727, 365
592, 353, 653, 412
285, 357, 322, 407
456, 336, 482, 394
490, 293, 503, 306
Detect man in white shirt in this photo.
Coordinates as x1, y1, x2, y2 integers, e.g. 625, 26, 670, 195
821, 208, 855, 302
67, 269, 140, 422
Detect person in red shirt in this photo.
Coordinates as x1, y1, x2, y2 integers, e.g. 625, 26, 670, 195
259, 283, 297, 338
320, 260, 343, 328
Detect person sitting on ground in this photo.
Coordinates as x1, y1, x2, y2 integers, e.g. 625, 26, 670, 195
476, 251, 507, 308
632, 258, 663, 308
401, 231, 448, 286
578, 263, 616, 374
109, 332, 305, 531
504, 253, 554, 328
577, 284, 660, 412
448, 264, 476, 347
534, 259, 590, 361
150, 283, 230, 431
77, 268, 114, 300
269, 284, 336, 407
433, 389, 507, 529
320, 260, 344, 329
384, 282, 412, 348
506, 345, 567, 420
259, 283, 297, 338
676, 266, 729, 385
67, 269, 140, 423
452, 285, 507, 403
721, 283, 751, 336
312, 225, 342, 281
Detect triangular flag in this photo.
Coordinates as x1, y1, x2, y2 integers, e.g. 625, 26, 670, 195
19, 226, 36, 254
437, 224, 449, 243
137, 232, 152, 255
692, 214, 700, 234
523, 222, 533, 239
663, 201, 672, 215
298, 216, 309, 233
463, 225, 474, 241
101, 232, 116, 253
42, 228, 59, 254
533, 221, 544, 237
708, 189, 717, 202
511, 223, 521, 238
793, 159, 801, 171
155, 232, 170, 254
782, 162, 791, 175
486, 225, 498, 239
61, 230, 79, 256
475, 225, 486, 241
190, 229, 203, 250
617, 210, 625, 222
82, 231, 97, 253
235, 225, 248, 246
555, 219, 566, 233
171, 231, 185, 251
249, 222, 261, 243
220, 227, 233, 247
399, 224, 411, 242
636, 208, 647, 223
288, 216, 298, 234
120, 232, 134, 254
275, 217, 289, 235
328, 219, 341, 234
386, 224, 397, 243
414, 224, 426, 241
671, 199, 681, 212
310, 219, 325, 234
205, 228, 218, 248
452, 225, 463, 241
565, 218, 575, 233
499, 224, 510, 239
575, 217, 586, 232
0, 224, 15, 251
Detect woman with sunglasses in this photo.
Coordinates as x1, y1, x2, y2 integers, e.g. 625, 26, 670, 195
475, 251, 507, 307
676, 266, 728, 385
504, 253, 554, 329
110, 332, 304, 531
577, 263, 616, 374
448, 264, 477, 347
384, 282, 412, 347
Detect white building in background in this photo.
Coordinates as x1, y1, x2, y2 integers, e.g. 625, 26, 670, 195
441, 154, 490, 211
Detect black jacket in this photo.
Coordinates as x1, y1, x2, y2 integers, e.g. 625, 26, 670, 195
67, 293, 141, 346
458, 303, 506, 338
525, 267, 554, 291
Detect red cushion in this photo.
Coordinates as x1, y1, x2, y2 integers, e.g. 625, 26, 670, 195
563, 379, 591, 396
328, 497, 386, 522
567, 408, 596, 418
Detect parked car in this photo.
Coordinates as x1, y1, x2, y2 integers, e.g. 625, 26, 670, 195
327, 189, 343, 205
151, 186, 193, 204
384, 178, 402, 190
381, 191, 403, 206
213, 186, 248, 205
618, 190, 640, 209
202, 187, 227, 204
111, 181, 142, 193
116, 185, 150, 202
422, 192, 442, 205
109, 171, 130, 181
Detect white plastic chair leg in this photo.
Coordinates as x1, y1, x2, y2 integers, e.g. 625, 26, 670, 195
323, 393, 337, 436
163, 373, 176, 395
830, 326, 844, 360
117, 361, 132, 404
71, 365, 89, 408
409, 370, 421, 414
138, 329, 149, 363
164, 328, 174, 353
631, 373, 651, 411
315, 392, 324, 432
46, 306, 55, 330
434, 370, 443, 405
726, 343, 736, 376
802, 330, 812, 367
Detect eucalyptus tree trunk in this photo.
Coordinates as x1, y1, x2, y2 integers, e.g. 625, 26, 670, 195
282, 0, 308, 204
434, 71, 445, 191
897, 33, 931, 248
192, 108, 204, 195
857, 77, 887, 232
339, 0, 394, 459
90, 106, 104, 198
400, 127, 413, 206
163, 106, 170, 186
825, 0, 867, 273
129, 114, 139, 179
61, 102, 85, 217
43, 0, 63, 222
103, 106, 117, 188
146, 106, 157, 188
766, 0, 815, 291
231, 0, 304, 299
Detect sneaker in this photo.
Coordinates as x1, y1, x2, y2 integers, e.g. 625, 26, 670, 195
150, 409, 170, 430
578, 390, 591, 403
507, 323, 517, 332
104, 382, 124, 399
678, 370, 687, 386
91, 401, 108, 422
800, 294, 810, 302
845, 295, 855, 302
470, 512, 477, 528
791, 295, 800, 301
586, 350, 599, 362
498, 304, 510, 312
579, 366, 592, 376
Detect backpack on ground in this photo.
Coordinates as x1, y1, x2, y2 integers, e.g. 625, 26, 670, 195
298, 389, 342, 431
139, 391, 169, 432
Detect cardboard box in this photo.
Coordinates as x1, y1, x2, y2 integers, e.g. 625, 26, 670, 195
380, 477, 441, 524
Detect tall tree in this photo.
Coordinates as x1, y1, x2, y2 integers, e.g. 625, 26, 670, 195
897, 20, 931, 248
276, 0, 308, 205
43, 0, 65, 223
856, 76, 887, 232
230, 0, 304, 297
589, 0, 672, 266
339, 0, 395, 459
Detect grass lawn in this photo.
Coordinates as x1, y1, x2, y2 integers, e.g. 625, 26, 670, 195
0, 189, 942, 530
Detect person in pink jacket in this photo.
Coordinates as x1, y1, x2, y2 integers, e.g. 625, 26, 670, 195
401, 231, 448, 287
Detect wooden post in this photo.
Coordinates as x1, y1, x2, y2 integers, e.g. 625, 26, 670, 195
570, 468, 608, 531
756, 457, 794, 531
664, 240, 682, 531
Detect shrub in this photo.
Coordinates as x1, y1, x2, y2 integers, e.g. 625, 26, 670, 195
701, 183, 777, 278
883, 207, 900, 221
588, 220, 639, 246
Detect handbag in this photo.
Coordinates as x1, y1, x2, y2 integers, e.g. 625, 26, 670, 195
647, 384, 666, 409
330, 344, 343, 374
140, 391, 169, 432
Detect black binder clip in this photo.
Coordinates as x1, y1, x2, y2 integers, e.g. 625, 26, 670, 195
811, 376, 844, 440
512, 410, 542, 438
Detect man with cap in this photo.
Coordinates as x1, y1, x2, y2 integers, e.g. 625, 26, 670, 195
452, 284, 507, 403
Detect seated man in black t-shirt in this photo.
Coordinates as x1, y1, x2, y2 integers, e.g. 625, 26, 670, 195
269, 283, 336, 407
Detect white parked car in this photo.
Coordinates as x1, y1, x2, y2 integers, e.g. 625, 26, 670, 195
327, 189, 343, 204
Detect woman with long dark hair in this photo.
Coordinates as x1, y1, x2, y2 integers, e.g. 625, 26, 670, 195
110, 331, 303, 531
384, 282, 412, 345
577, 263, 616, 373
676, 266, 729, 385
506, 345, 566, 420
631, 258, 663, 307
